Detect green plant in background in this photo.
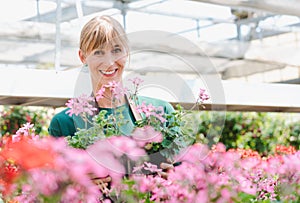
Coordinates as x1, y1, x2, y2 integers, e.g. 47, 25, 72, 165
288, 121, 300, 148
0, 106, 51, 136
197, 111, 300, 154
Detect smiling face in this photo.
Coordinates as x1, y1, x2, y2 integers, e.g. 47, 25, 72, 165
82, 42, 127, 91
79, 15, 129, 94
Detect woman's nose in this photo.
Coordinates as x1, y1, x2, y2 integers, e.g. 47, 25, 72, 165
103, 54, 116, 67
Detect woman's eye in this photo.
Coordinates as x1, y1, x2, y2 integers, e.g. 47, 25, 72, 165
112, 48, 122, 53
94, 50, 104, 55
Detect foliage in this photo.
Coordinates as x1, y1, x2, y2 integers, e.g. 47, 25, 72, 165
197, 111, 300, 155
135, 103, 195, 161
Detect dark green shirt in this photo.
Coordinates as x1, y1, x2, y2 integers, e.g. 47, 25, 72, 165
48, 96, 174, 137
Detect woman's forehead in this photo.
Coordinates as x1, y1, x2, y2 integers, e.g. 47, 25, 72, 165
85, 35, 128, 54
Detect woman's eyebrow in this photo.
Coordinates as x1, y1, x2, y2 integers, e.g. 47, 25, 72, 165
95, 47, 104, 51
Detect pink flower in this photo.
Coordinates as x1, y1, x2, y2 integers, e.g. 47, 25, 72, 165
15, 122, 35, 137
131, 126, 163, 147
129, 77, 144, 86
220, 188, 231, 200
113, 85, 128, 99
108, 136, 146, 161
198, 88, 210, 102
105, 81, 119, 90
30, 169, 59, 195
87, 136, 146, 174
65, 94, 97, 116
212, 143, 226, 152
136, 102, 166, 123
132, 164, 144, 173
136, 102, 155, 117
175, 143, 209, 163
143, 162, 162, 173
12, 134, 21, 142
105, 81, 128, 99
96, 86, 106, 101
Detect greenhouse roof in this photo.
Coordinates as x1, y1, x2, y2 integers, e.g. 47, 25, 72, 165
1, 0, 300, 111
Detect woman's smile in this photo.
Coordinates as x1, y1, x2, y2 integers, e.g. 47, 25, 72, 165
99, 68, 119, 77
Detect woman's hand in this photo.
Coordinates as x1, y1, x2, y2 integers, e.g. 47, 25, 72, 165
92, 176, 112, 194
158, 162, 174, 179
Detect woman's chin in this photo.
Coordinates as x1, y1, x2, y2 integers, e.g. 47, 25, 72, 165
96, 76, 121, 85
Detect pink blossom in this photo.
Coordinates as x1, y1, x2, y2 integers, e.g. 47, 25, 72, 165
237, 176, 257, 195
13, 122, 37, 142
174, 143, 209, 163
105, 81, 128, 99
212, 142, 226, 152
12, 134, 21, 142
143, 162, 162, 173
12, 137, 103, 201
61, 186, 78, 202
96, 85, 106, 101
131, 126, 163, 147
108, 136, 146, 161
113, 85, 128, 99
155, 106, 167, 123
132, 164, 144, 173
129, 77, 144, 86
136, 102, 155, 117
15, 122, 34, 136
136, 102, 166, 123
87, 136, 146, 174
30, 169, 59, 195
65, 94, 97, 116
198, 88, 210, 102
105, 81, 119, 90
195, 190, 209, 203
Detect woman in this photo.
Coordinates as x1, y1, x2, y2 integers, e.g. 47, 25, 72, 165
48, 16, 176, 197
48, 15, 174, 137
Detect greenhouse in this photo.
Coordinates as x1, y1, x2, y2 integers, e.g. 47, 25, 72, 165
1, 0, 300, 202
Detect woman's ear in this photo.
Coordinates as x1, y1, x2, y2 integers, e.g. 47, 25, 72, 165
78, 49, 86, 64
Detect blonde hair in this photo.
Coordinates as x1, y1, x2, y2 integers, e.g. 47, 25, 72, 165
79, 15, 129, 55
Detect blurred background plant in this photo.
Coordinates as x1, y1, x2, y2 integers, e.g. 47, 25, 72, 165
0, 105, 53, 136
196, 111, 300, 155
1, 104, 300, 156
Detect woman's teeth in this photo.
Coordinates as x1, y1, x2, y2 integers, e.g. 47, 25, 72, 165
100, 69, 117, 75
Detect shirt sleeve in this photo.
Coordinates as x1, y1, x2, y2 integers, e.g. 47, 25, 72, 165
48, 117, 63, 137
48, 108, 76, 137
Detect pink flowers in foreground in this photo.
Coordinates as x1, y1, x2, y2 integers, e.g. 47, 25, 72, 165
131, 125, 163, 147
3, 127, 300, 202
1, 136, 105, 202
130, 143, 300, 202
87, 136, 147, 178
